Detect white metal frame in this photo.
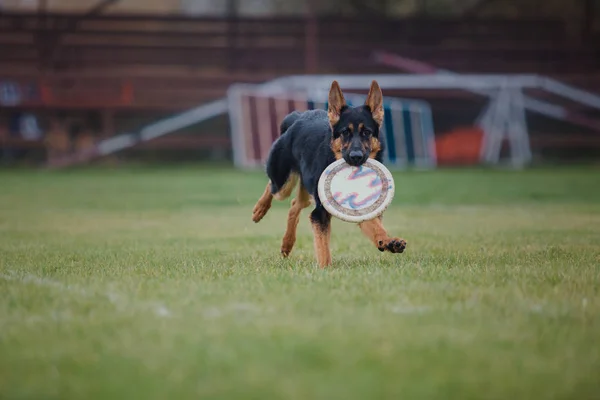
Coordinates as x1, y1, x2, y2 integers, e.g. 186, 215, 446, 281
47, 72, 600, 169
253, 74, 542, 167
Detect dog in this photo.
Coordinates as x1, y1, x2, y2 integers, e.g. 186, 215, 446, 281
252, 80, 407, 267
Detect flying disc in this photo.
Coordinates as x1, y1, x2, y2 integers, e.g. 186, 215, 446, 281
317, 158, 395, 223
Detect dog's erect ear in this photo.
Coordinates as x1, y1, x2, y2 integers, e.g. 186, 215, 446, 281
365, 80, 384, 126
328, 80, 346, 127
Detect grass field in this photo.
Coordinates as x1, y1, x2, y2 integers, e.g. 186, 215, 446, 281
1, 166, 599, 399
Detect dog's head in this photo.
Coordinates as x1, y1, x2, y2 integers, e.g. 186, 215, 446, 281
328, 80, 384, 167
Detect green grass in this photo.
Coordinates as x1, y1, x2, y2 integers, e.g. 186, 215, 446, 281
1, 166, 599, 400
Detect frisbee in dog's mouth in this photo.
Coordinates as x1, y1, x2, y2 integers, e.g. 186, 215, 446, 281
318, 158, 395, 223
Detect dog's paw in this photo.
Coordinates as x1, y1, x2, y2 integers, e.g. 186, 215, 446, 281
252, 202, 271, 223
378, 238, 407, 253
281, 236, 295, 258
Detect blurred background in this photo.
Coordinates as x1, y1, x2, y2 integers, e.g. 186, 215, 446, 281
1, 0, 599, 169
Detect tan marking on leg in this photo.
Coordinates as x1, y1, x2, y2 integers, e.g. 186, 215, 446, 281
273, 173, 299, 201
281, 185, 311, 257
252, 181, 273, 223
358, 217, 407, 253
311, 217, 332, 268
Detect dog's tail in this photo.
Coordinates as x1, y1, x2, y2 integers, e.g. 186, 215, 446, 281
279, 111, 302, 135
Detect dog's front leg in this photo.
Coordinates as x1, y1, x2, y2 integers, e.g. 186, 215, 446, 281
310, 206, 332, 267
358, 216, 407, 253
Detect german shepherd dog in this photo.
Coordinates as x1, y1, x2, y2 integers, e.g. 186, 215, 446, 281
252, 80, 407, 267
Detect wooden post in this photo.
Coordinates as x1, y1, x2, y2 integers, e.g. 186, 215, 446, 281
226, 0, 238, 72
101, 109, 115, 139
38, 0, 48, 14
305, 0, 318, 74
581, 0, 594, 45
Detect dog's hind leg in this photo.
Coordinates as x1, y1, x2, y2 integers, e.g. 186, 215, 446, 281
253, 134, 296, 223
252, 173, 299, 223
272, 173, 298, 201
281, 184, 311, 257
252, 181, 274, 223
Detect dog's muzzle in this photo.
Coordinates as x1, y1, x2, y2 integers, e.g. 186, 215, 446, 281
347, 150, 366, 166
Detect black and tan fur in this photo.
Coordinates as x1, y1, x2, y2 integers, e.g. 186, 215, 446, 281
252, 80, 407, 267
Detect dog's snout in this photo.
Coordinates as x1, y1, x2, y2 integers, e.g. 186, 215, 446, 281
349, 150, 363, 165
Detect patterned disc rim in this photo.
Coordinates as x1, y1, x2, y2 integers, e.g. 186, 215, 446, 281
317, 158, 395, 223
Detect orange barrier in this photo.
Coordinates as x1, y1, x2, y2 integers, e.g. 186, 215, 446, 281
435, 126, 483, 166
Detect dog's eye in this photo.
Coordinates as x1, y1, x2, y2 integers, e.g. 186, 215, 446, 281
361, 129, 372, 137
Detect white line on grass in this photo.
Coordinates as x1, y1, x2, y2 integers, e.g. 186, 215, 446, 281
0, 272, 275, 323
0, 311, 75, 327
389, 305, 432, 314
0, 271, 173, 318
